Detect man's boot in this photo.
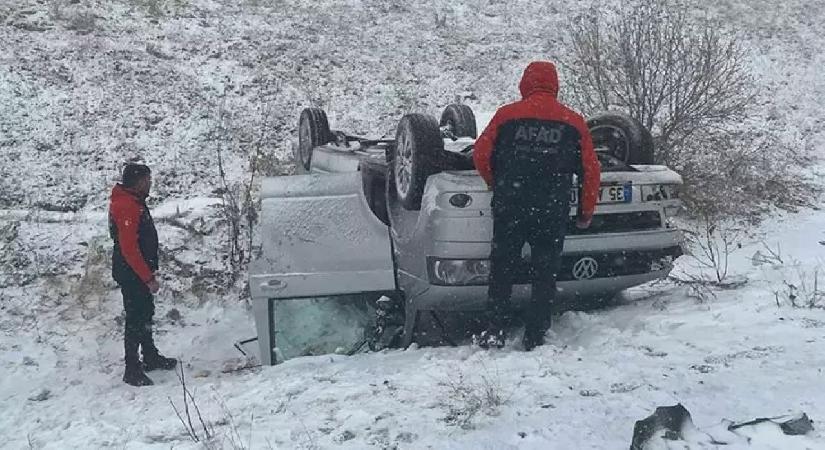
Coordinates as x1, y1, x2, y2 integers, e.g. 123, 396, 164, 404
123, 361, 154, 386
522, 301, 550, 351
124, 333, 153, 386
473, 303, 509, 349
140, 323, 177, 371
474, 327, 507, 349
143, 352, 177, 371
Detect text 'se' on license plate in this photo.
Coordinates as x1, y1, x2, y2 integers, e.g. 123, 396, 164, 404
570, 183, 632, 204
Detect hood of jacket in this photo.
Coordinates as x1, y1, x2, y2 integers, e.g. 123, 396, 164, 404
518, 61, 559, 99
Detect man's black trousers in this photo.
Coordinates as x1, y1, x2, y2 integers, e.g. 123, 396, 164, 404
119, 279, 158, 367
488, 202, 568, 331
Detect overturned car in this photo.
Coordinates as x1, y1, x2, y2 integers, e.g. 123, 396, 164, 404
249, 105, 684, 363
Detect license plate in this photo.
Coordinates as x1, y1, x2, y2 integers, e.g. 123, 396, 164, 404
570, 184, 632, 204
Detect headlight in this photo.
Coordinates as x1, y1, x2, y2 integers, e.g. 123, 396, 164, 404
640, 184, 680, 202
428, 258, 490, 286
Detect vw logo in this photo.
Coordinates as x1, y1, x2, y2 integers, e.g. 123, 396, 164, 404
572, 257, 599, 280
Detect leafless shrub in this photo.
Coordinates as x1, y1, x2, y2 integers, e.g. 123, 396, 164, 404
210, 86, 276, 288
773, 263, 825, 309
683, 215, 743, 284
48, 0, 64, 21
439, 363, 507, 429
564, 0, 815, 219
65, 10, 97, 33
169, 364, 216, 445
212, 389, 254, 450
140, 0, 165, 17
168, 364, 255, 449
26, 432, 38, 450
0, 221, 37, 288
668, 271, 718, 303
434, 12, 448, 29
72, 236, 113, 319
751, 241, 784, 267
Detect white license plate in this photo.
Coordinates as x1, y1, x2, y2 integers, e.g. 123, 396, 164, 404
570, 184, 632, 204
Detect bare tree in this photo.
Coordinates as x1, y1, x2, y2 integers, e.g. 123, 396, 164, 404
211, 87, 275, 288
564, 0, 814, 218
566, 0, 754, 156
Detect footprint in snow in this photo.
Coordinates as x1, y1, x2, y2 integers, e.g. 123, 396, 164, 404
610, 382, 641, 394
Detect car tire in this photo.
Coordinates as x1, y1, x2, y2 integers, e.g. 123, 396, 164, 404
587, 112, 654, 165
440, 104, 478, 138
297, 108, 332, 171
390, 113, 443, 210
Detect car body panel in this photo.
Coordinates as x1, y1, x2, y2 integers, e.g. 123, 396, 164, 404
250, 172, 396, 300
398, 270, 673, 311
256, 141, 684, 307
307, 143, 387, 174
250, 133, 687, 362
385, 170, 683, 313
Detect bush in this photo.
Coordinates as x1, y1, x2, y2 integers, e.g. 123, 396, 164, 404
564, 0, 814, 220
439, 363, 507, 429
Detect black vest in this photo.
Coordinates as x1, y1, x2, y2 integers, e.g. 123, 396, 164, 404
491, 119, 582, 211
110, 201, 158, 283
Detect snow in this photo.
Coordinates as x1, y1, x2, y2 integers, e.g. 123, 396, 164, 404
2, 0, 825, 448
3, 206, 825, 448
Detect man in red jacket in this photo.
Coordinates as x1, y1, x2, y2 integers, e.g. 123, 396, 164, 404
110, 163, 176, 386
473, 61, 601, 350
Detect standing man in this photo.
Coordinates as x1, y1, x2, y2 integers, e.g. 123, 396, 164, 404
109, 163, 176, 386
473, 61, 601, 350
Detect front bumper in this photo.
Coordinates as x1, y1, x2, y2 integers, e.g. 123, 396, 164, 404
403, 268, 675, 311
400, 243, 683, 311
427, 245, 683, 286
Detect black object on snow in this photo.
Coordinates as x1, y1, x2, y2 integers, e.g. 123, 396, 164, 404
630, 404, 693, 450
728, 412, 814, 436
631, 404, 815, 449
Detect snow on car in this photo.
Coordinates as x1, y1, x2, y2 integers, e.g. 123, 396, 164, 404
248, 105, 686, 363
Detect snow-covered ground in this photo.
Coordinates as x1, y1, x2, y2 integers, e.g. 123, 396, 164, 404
3, 0, 825, 448
3, 205, 825, 449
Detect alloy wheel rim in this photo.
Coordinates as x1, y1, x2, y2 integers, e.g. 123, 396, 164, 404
591, 124, 630, 163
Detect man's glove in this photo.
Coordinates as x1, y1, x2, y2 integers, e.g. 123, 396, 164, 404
576, 215, 592, 230
147, 277, 160, 294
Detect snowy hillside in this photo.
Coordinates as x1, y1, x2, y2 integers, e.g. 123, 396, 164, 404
2, 0, 825, 448
2, 0, 823, 209
3, 209, 825, 449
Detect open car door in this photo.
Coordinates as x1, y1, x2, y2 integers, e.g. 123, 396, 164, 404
249, 172, 396, 363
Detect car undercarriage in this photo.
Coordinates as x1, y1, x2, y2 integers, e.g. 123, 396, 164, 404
248, 105, 685, 363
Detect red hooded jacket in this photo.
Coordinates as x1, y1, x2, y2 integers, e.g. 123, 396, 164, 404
473, 61, 601, 219
109, 184, 158, 285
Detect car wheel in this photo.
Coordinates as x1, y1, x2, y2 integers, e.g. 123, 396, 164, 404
587, 112, 654, 165
440, 104, 477, 138
297, 108, 332, 171
390, 113, 443, 210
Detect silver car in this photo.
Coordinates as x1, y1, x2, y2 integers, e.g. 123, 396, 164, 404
249, 105, 684, 363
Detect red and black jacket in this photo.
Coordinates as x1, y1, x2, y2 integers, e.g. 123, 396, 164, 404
109, 184, 158, 285
473, 61, 601, 219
